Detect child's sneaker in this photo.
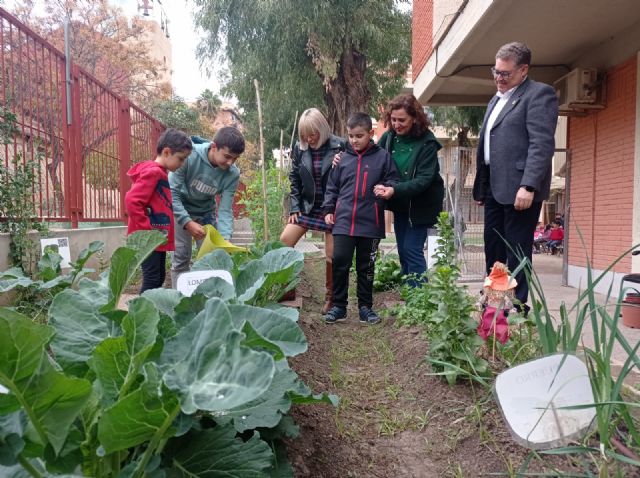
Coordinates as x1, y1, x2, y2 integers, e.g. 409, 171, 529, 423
358, 306, 380, 325
324, 306, 347, 324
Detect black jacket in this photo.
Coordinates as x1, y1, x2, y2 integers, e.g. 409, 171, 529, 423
288, 135, 346, 214
322, 142, 399, 239
379, 130, 444, 227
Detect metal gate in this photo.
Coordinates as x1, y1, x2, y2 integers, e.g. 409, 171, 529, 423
440, 146, 485, 281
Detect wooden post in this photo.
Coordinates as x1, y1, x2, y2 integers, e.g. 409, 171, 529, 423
254, 79, 269, 241
278, 129, 284, 187
287, 110, 298, 174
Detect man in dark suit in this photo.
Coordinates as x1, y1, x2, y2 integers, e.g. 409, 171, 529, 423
472, 42, 559, 308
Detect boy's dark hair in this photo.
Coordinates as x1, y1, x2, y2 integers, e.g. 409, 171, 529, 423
213, 126, 245, 155
347, 112, 372, 131
156, 128, 193, 155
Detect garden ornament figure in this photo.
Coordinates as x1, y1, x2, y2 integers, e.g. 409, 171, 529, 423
477, 262, 517, 357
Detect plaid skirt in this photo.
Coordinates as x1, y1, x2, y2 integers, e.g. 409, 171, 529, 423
297, 207, 332, 232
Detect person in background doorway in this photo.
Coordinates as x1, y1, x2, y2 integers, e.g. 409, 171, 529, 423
547, 221, 564, 254
533, 223, 552, 253
169, 126, 245, 287
125, 128, 192, 293
375, 94, 444, 287
472, 41, 558, 312
321, 112, 399, 324
280, 108, 346, 312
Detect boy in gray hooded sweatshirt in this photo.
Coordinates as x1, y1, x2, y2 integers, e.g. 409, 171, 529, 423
169, 126, 245, 286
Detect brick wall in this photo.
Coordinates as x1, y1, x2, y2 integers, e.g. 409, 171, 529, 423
568, 55, 637, 272
412, 0, 433, 81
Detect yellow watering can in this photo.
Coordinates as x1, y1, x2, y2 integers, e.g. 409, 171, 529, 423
196, 224, 248, 259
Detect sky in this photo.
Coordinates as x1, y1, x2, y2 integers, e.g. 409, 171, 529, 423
113, 0, 222, 102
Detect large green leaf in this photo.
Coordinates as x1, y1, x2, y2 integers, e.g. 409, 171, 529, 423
89, 298, 160, 404
98, 364, 180, 454
220, 369, 300, 432
172, 294, 207, 329
0, 462, 45, 477
166, 426, 273, 478
0, 308, 54, 383
0, 310, 91, 455
260, 248, 304, 277
235, 260, 267, 303
235, 248, 303, 304
49, 289, 112, 377
194, 276, 236, 301
227, 304, 307, 358
160, 299, 275, 414
71, 241, 104, 270
141, 289, 183, 317
0, 268, 35, 293
192, 249, 234, 272
103, 230, 167, 311
263, 304, 299, 322
267, 439, 294, 478
0, 413, 26, 466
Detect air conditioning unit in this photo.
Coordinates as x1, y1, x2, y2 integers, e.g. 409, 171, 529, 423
553, 68, 600, 110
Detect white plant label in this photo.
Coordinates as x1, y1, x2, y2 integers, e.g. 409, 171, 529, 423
176, 270, 233, 297
40, 237, 71, 268
494, 353, 596, 449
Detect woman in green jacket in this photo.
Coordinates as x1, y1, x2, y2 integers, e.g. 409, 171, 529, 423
374, 94, 444, 286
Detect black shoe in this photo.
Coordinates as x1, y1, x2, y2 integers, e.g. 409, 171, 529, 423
324, 306, 347, 324
358, 306, 380, 325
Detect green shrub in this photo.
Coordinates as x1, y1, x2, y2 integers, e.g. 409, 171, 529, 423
239, 166, 289, 244
392, 212, 487, 385
373, 254, 402, 291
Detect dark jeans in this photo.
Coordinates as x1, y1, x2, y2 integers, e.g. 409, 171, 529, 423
393, 213, 429, 287
483, 192, 542, 305
140, 251, 167, 294
332, 235, 380, 309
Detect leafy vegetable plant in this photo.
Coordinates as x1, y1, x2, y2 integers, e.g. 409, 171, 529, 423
392, 212, 487, 385
373, 254, 402, 291
0, 230, 336, 477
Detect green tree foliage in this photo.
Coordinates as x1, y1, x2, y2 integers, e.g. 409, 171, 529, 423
193, 0, 411, 147
150, 94, 204, 134
429, 106, 486, 147
196, 88, 222, 120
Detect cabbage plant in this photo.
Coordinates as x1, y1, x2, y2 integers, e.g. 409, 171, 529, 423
0, 231, 336, 477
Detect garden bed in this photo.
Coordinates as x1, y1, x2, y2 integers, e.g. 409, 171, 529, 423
286, 256, 636, 477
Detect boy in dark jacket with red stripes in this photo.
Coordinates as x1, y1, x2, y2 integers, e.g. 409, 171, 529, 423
322, 113, 399, 324
125, 128, 192, 293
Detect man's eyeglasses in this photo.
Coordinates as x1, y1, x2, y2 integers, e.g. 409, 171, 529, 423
490, 66, 522, 79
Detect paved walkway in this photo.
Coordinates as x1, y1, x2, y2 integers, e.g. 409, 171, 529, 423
533, 254, 640, 377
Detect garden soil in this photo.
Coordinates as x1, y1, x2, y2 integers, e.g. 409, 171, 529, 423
285, 256, 615, 478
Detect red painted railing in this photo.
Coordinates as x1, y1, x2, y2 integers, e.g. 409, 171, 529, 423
0, 7, 164, 227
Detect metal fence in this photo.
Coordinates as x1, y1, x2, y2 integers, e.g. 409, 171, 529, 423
0, 7, 164, 227
440, 145, 485, 281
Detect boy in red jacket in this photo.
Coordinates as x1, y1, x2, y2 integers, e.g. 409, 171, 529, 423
125, 129, 193, 293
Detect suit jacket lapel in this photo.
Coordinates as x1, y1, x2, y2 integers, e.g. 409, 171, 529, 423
490, 79, 530, 131
480, 96, 500, 136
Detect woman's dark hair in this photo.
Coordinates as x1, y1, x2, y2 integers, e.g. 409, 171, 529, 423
383, 94, 430, 138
